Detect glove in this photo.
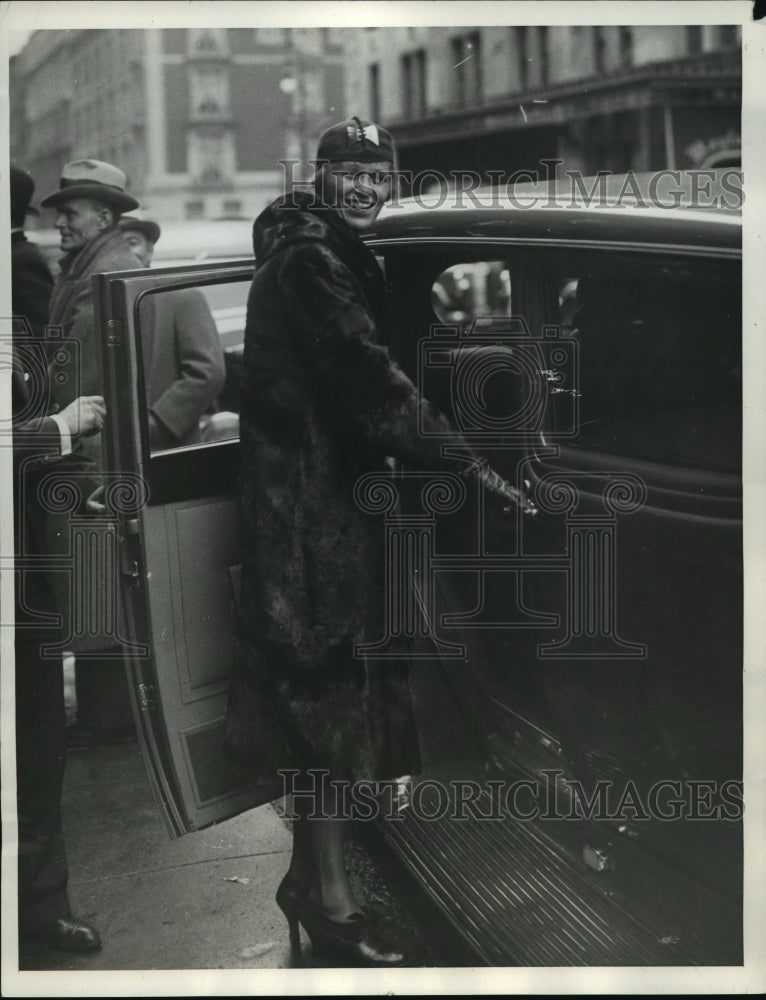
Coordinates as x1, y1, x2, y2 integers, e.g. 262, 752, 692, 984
462, 456, 538, 515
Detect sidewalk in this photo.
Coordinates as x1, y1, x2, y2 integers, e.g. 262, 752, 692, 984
18, 736, 454, 973
20, 739, 299, 971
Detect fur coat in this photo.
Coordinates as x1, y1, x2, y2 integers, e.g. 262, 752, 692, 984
224, 192, 470, 781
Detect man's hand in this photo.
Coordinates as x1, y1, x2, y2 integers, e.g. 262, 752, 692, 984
58, 396, 106, 438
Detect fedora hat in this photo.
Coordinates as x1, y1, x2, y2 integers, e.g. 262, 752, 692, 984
41, 159, 139, 212
10, 166, 39, 226
119, 216, 161, 244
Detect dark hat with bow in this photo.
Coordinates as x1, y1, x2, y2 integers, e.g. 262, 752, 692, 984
316, 117, 395, 165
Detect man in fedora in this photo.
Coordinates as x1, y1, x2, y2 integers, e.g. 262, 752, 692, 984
41, 159, 141, 464
119, 217, 225, 449
10, 166, 105, 955
35, 166, 140, 766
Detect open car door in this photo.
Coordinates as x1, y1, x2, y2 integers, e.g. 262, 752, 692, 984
95, 260, 278, 838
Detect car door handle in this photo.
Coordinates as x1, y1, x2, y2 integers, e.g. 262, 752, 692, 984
123, 559, 141, 588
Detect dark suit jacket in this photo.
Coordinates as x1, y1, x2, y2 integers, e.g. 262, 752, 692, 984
137, 287, 225, 446
11, 231, 53, 343
11, 357, 60, 461
11, 244, 61, 627
11, 232, 60, 502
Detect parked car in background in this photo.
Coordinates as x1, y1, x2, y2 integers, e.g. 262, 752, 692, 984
91, 173, 743, 966
28, 216, 253, 274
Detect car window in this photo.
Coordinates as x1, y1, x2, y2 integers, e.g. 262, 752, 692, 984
133, 278, 249, 453
431, 252, 740, 472
432, 261, 511, 325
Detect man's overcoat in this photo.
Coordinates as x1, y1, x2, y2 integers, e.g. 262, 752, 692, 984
47, 226, 140, 408
137, 288, 226, 446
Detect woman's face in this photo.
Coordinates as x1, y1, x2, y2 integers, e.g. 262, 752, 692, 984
321, 159, 394, 232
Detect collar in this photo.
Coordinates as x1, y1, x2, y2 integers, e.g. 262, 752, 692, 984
58, 224, 121, 275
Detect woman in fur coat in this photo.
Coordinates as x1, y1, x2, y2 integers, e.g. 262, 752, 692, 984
224, 119, 517, 965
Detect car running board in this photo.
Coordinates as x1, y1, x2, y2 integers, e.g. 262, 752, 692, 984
380, 779, 706, 967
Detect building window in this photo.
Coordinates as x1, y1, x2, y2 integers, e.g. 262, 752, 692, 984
222, 199, 243, 216
686, 26, 703, 55
713, 25, 740, 49
593, 27, 606, 75
619, 27, 634, 68
322, 27, 345, 47
451, 32, 481, 106
538, 26, 550, 86
163, 29, 186, 54
255, 28, 287, 46
196, 31, 218, 52
369, 62, 381, 121
185, 200, 205, 219
401, 50, 427, 117
515, 26, 529, 90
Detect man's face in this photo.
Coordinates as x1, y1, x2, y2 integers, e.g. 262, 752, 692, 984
123, 230, 154, 268
321, 159, 393, 232
54, 198, 113, 252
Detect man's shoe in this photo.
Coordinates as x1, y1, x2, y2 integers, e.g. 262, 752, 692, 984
25, 916, 102, 953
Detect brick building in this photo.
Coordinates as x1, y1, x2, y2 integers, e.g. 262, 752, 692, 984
345, 24, 741, 181
11, 27, 346, 224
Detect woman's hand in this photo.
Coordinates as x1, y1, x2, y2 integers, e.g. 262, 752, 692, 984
461, 456, 538, 515
85, 485, 106, 514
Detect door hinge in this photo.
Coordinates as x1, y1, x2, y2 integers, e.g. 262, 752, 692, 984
123, 559, 141, 587
138, 682, 155, 711
106, 318, 122, 347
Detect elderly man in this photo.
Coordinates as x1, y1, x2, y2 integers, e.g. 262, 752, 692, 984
119, 217, 225, 449
38, 161, 141, 742
41, 159, 140, 464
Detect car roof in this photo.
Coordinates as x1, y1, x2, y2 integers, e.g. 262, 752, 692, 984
367, 171, 742, 253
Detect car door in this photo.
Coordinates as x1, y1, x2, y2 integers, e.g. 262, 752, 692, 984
95, 260, 282, 838
377, 235, 742, 863
516, 244, 743, 907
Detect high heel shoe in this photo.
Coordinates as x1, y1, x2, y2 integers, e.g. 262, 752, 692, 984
297, 896, 407, 967
275, 873, 308, 949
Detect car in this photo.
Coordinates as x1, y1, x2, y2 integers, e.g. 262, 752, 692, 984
88, 172, 742, 966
